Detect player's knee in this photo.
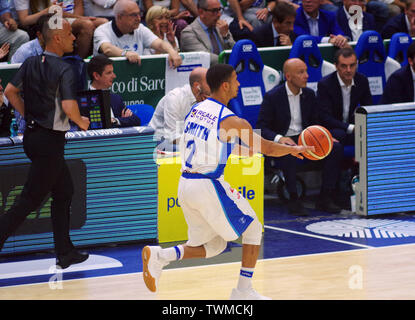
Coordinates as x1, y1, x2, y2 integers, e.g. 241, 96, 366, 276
242, 218, 262, 245
204, 236, 227, 258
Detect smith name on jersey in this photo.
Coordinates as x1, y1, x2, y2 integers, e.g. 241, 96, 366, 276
180, 98, 236, 179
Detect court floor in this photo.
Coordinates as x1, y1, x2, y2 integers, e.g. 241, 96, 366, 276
1, 194, 415, 300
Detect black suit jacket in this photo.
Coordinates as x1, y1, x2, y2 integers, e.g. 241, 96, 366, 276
381, 13, 408, 39
336, 6, 375, 41
251, 23, 297, 48
380, 64, 414, 104
316, 71, 372, 131
256, 83, 318, 140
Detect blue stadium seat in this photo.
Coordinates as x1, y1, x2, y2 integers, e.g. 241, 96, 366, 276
288, 35, 336, 92
354, 30, 400, 104
227, 39, 270, 128
388, 32, 413, 67
128, 104, 154, 126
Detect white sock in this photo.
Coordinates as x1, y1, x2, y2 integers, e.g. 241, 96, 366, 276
237, 267, 255, 290
159, 245, 184, 262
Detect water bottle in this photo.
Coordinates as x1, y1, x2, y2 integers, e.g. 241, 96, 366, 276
350, 175, 359, 213
10, 118, 18, 137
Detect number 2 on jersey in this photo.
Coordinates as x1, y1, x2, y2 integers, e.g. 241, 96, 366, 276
185, 140, 196, 169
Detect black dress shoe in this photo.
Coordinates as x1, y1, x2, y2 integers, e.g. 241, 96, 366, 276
56, 249, 89, 269
287, 200, 309, 216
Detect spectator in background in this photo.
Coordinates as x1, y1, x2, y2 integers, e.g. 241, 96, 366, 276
83, 0, 117, 20
148, 0, 193, 40
366, 0, 403, 32
10, 13, 50, 64
256, 58, 343, 215
149, 66, 210, 151
0, 0, 29, 62
380, 41, 415, 104
293, 0, 349, 48
144, 5, 179, 54
228, 0, 275, 31
317, 47, 372, 209
317, 47, 372, 146
14, 0, 107, 58
337, 0, 376, 41
87, 54, 141, 127
251, 1, 297, 47
93, 0, 182, 67
381, 0, 415, 38
180, 0, 235, 65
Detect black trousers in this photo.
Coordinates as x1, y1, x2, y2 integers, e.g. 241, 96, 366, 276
276, 134, 344, 196
0, 125, 74, 256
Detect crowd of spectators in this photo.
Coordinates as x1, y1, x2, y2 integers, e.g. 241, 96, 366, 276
0, 0, 411, 65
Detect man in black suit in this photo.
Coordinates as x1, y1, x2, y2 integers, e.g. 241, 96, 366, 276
381, 0, 415, 39
380, 41, 415, 104
317, 47, 373, 147
257, 58, 343, 215
251, 1, 297, 48
337, 0, 375, 41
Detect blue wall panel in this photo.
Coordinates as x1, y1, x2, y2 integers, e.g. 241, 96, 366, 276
0, 128, 158, 254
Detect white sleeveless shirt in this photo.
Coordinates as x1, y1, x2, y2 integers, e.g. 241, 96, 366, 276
180, 97, 236, 179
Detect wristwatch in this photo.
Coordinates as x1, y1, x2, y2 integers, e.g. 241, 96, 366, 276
121, 50, 128, 56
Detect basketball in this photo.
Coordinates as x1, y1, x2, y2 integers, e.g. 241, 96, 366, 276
298, 125, 333, 160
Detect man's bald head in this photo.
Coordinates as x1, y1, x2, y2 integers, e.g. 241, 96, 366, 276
189, 67, 208, 86
189, 67, 211, 102
283, 58, 307, 76
114, 0, 139, 16
283, 58, 309, 92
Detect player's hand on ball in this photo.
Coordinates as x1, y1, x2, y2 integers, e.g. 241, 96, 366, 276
291, 145, 315, 159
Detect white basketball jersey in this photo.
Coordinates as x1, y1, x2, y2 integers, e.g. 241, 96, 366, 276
180, 97, 236, 179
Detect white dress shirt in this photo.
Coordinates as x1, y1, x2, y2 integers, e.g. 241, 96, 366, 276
343, 6, 362, 41
336, 72, 355, 134
149, 84, 196, 142
304, 11, 330, 43
274, 82, 303, 142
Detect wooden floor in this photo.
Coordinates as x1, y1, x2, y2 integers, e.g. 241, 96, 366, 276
2, 243, 415, 300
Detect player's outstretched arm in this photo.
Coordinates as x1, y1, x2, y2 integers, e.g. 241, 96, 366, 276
219, 116, 314, 159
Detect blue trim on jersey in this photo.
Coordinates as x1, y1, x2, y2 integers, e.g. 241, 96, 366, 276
204, 141, 234, 179
184, 102, 201, 122
182, 172, 209, 179
210, 179, 254, 237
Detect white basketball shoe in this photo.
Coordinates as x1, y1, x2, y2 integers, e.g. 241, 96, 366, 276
230, 287, 271, 300
142, 246, 169, 292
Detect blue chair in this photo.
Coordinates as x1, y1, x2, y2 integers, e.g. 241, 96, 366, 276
388, 32, 413, 67
128, 104, 154, 126
288, 35, 335, 92
227, 39, 267, 129
354, 30, 400, 104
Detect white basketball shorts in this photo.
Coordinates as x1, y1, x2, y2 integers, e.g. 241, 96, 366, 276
178, 173, 261, 247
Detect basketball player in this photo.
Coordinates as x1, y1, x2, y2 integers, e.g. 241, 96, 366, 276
141, 64, 314, 300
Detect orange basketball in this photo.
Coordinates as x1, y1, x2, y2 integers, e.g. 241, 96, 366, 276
298, 125, 333, 160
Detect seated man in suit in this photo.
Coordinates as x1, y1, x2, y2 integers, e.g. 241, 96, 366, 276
337, 0, 376, 41
256, 58, 343, 215
180, 0, 235, 65
380, 41, 415, 104
294, 0, 349, 47
87, 54, 141, 128
251, 1, 297, 47
317, 47, 372, 148
381, 0, 415, 39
